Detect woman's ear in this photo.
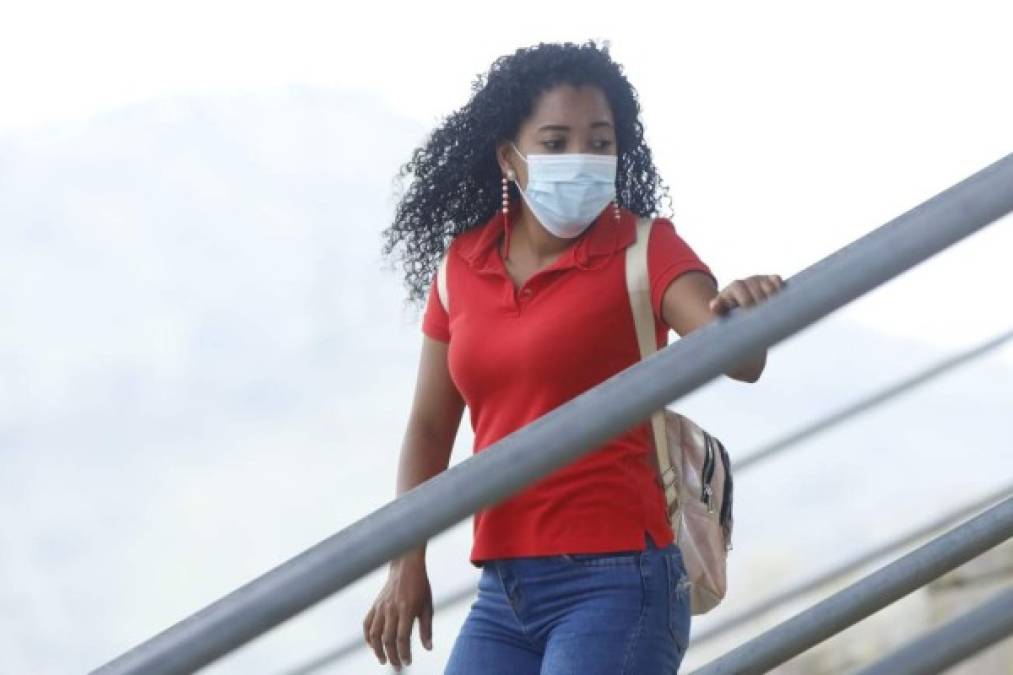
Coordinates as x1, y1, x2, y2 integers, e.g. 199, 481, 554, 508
496, 141, 522, 186
495, 142, 513, 177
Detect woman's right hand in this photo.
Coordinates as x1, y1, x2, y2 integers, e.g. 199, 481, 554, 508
363, 556, 434, 671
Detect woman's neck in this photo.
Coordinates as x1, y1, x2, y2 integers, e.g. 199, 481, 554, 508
503, 208, 572, 265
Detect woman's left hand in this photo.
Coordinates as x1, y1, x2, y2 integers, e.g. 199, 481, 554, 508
708, 274, 785, 315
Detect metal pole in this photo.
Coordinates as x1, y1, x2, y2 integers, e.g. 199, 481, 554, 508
280, 482, 1013, 675
280, 327, 1013, 673
92, 154, 1013, 675
689, 497, 1013, 675
853, 586, 1013, 675
688, 483, 1013, 646
280, 328, 1013, 674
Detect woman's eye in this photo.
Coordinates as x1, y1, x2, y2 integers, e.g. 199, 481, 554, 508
593, 139, 614, 150
542, 139, 564, 150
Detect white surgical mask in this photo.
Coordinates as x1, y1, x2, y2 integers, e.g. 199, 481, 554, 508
510, 142, 617, 239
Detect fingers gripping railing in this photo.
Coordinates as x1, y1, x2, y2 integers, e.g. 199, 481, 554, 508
91, 154, 1013, 675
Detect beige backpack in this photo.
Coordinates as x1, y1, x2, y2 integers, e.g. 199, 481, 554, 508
626, 215, 734, 616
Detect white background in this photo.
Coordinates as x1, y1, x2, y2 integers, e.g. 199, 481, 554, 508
1, 1, 1011, 673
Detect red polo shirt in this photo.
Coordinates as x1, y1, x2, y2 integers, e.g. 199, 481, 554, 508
422, 203, 717, 566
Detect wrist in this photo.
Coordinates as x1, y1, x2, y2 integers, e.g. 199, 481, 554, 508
392, 547, 427, 570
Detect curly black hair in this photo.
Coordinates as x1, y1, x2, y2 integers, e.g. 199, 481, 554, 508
381, 39, 673, 307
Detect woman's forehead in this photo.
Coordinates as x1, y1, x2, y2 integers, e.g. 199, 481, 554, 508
524, 84, 614, 128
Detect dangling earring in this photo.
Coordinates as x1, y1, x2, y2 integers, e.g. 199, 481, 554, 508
612, 199, 621, 222
504, 168, 518, 217
501, 174, 510, 218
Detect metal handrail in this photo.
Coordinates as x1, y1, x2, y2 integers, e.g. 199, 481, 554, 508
689, 497, 1013, 675
283, 356, 1013, 674
91, 154, 1013, 675
281, 484, 1013, 675
688, 482, 1013, 646
853, 585, 1013, 675
734, 327, 1013, 471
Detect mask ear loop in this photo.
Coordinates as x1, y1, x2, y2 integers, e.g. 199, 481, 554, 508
510, 142, 528, 164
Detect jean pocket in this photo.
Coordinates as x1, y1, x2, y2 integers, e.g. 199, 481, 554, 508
558, 550, 639, 567
664, 551, 691, 652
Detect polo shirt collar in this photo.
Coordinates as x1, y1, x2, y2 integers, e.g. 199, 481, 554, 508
458, 202, 637, 274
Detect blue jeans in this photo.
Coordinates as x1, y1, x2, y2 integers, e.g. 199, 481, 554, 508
444, 532, 691, 674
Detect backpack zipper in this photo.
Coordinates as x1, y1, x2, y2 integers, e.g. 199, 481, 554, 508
701, 432, 716, 511
715, 436, 734, 551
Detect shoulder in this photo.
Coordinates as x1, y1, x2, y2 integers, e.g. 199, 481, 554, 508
647, 216, 679, 243
643, 215, 716, 283
645, 216, 701, 257
624, 213, 681, 242
626, 215, 688, 259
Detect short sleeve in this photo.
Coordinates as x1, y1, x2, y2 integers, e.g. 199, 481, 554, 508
421, 267, 450, 342
648, 218, 717, 326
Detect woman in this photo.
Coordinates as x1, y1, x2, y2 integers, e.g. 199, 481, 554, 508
365, 40, 783, 674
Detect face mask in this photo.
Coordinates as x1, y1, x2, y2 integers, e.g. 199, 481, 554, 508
510, 142, 617, 239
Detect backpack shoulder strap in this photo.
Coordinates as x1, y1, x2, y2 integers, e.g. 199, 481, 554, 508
626, 216, 657, 359
436, 251, 450, 314
625, 216, 680, 511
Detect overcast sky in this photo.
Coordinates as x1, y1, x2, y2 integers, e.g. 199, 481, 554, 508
2, 2, 1012, 674
4, 0, 1011, 361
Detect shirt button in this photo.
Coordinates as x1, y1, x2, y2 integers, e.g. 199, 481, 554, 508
520, 288, 533, 299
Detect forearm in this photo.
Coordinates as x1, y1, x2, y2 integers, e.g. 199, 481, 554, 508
392, 423, 455, 566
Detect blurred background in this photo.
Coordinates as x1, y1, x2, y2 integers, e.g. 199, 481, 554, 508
1, 1, 1011, 673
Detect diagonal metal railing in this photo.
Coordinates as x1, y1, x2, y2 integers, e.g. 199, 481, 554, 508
852, 585, 1013, 675
732, 327, 1013, 471
280, 327, 1013, 675
688, 481, 1013, 647
689, 497, 1013, 675
91, 153, 1013, 675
